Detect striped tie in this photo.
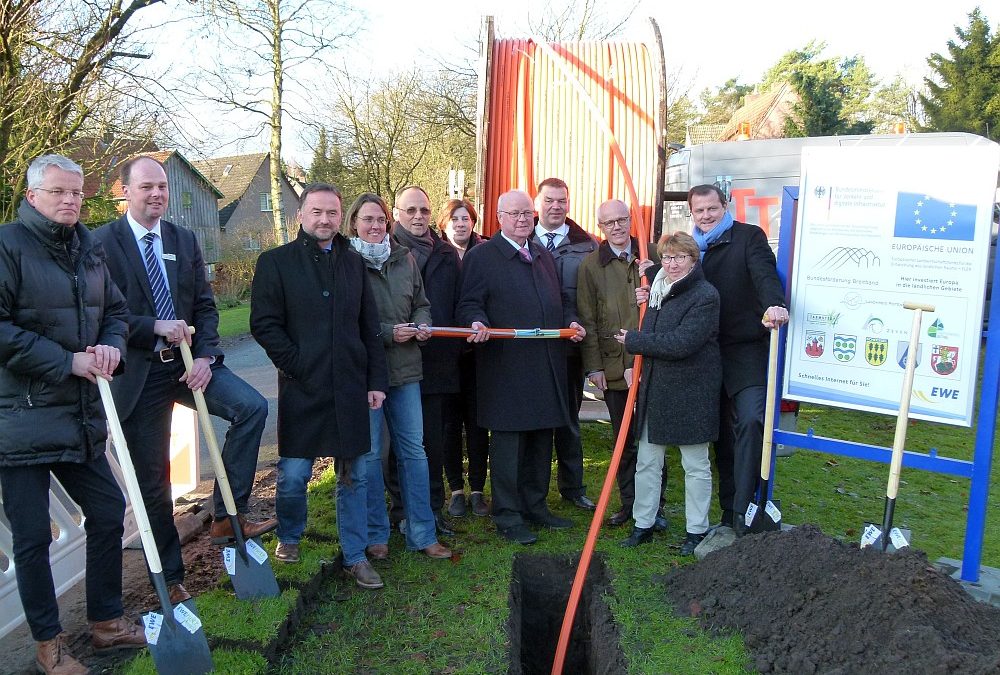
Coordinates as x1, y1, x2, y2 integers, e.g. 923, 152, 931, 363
544, 232, 557, 251
143, 232, 176, 321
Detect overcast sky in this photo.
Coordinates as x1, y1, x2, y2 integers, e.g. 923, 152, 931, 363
138, 0, 999, 164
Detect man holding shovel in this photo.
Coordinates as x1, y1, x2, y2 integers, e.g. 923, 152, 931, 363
0, 155, 145, 674
94, 155, 275, 603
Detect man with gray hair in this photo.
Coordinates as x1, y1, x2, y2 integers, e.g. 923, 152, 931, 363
0, 155, 145, 674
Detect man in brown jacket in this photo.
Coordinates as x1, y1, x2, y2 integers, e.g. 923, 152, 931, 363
576, 199, 666, 529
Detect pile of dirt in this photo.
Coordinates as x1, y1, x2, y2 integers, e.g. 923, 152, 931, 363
664, 525, 1000, 675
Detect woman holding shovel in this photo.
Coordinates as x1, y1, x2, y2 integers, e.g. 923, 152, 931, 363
616, 232, 722, 555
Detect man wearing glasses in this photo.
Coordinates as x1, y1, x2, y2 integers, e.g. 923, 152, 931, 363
531, 177, 598, 512
687, 184, 788, 536
457, 190, 586, 544
576, 199, 668, 530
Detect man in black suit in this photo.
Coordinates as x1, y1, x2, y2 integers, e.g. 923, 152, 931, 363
457, 189, 586, 544
94, 156, 273, 602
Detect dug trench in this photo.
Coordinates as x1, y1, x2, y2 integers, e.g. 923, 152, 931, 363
665, 524, 1000, 674
508, 553, 628, 675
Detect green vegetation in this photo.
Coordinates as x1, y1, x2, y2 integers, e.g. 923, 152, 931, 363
217, 303, 251, 339
123, 648, 268, 675
120, 393, 997, 673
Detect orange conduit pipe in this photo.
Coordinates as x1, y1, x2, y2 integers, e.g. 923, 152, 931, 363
538, 38, 653, 675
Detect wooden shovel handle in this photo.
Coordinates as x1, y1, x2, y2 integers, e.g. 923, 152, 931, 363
178, 327, 239, 518
98, 378, 166, 575
886, 302, 934, 499
759, 328, 780, 481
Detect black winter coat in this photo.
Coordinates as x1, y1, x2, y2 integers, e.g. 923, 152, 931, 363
0, 200, 128, 467
700, 221, 785, 396
625, 264, 721, 446
456, 235, 574, 431
406, 230, 462, 395
250, 230, 389, 459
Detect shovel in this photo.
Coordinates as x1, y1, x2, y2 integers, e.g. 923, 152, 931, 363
861, 301, 933, 552
745, 327, 782, 534
179, 329, 280, 599
97, 378, 214, 674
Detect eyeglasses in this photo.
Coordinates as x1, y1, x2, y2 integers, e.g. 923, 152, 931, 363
359, 216, 387, 226
599, 217, 630, 230
34, 187, 85, 199
498, 210, 534, 220
662, 254, 690, 263
404, 207, 431, 216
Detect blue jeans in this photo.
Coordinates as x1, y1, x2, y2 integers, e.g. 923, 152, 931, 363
371, 381, 437, 550
276, 455, 368, 566
366, 410, 391, 547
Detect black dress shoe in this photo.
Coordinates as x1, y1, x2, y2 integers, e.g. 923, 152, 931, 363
524, 512, 574, 529
679, 532, 707, 556
498, 524, 538, 545
434, 512, 456, 537
608, 510, 631, 527
469, 492, 490, 517
566, 494, 596, 511
620, 526, 653, 548
652, 510, 668, 532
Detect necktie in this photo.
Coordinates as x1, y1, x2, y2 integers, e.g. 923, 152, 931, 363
143, 232, 176, 321
544, 232, 558, 252
519, 245, 532, 263
619, 251, 630, 263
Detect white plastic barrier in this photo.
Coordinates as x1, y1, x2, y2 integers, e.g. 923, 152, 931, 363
0, 405, 198, 639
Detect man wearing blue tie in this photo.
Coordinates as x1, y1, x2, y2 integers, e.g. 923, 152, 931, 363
94, 156, 273, 603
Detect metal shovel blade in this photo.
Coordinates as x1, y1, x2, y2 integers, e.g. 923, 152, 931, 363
860, 523, 912, 553
143, 598, 213, 675
746, 499, 782, 534
227, 537, 281, 599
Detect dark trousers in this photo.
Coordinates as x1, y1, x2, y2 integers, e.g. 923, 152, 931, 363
443, 351, 489, 493
122, 360, 267, 584
715, 384, 766, 527
554, 353, 586, 499
604, 388, 666, 513
384, 392, 450, 519
490, 429, 554, 529
0, 456, 125, 641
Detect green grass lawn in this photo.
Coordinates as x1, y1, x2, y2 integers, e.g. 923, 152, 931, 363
218, 302, 251, 339
270, 408, 998, 674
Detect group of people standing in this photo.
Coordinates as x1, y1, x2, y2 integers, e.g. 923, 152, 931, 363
0, 149, 788, 673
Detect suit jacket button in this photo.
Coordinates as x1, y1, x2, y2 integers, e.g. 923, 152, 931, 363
322, 291, 330, 297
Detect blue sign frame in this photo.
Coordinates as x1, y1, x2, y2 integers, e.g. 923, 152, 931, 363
772, 185, 998, 582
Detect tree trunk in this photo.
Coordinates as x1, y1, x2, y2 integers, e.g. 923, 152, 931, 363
268, 0, 287, 244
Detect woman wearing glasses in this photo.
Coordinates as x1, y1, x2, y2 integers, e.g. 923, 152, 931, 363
615, 231, 721, 555
343, 193, 452, 562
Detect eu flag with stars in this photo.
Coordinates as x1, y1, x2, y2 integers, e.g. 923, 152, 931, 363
893, 192, 977, 241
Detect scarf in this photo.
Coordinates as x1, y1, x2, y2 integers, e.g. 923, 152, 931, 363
393, 224, 433, 269
350, 234, 392, 270
691, 211, 734, 259
647, 266, 673, 310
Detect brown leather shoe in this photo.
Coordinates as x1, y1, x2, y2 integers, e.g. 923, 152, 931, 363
422, 542, 453, 559
36, 633, 88, 675
210, 514, 278, 544
168, 583, 192, 605
366, 543, 389, 560
275, 542, 300, 563
343, 560, 384, 589
91, 615, 146, 653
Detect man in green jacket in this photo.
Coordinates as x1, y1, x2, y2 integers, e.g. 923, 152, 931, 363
576, 198, 666, 529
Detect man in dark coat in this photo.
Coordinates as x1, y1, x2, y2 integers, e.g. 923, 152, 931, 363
388, 185, 462, 534
250, 183, 389, 588
0, 155, 144, 674
688, 184, 788, 535
94, 156, 273, 604
532, 177, 598, 510
457, 189, 586, 544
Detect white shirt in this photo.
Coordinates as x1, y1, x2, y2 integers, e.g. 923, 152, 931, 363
609, 244, 631, 260
500, 232, 529, 253
534, 222, 569, 249
126, 211, 169, 282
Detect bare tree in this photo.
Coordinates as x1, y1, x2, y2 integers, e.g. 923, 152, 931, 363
188, 0, 359, 244
0, 0, 164, 220
526, 0, 639, 41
